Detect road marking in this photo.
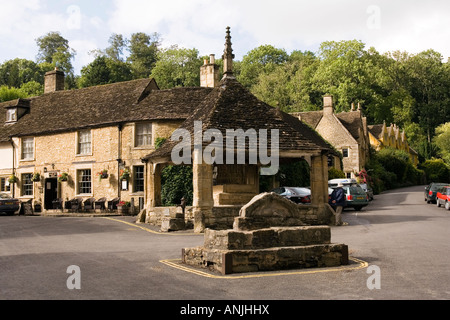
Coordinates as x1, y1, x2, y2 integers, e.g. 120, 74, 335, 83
102, 217, 200, 236
159, 257, 369, 279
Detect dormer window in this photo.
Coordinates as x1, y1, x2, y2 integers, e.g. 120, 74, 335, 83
4, 99, 30, 123
6, 108, 17, 122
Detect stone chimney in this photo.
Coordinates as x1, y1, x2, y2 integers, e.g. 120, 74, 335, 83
323, 95, 334, 116
200, 54, 219, 88
44, 68, 65, 93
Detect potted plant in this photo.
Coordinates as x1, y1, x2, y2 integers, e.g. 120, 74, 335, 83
8, 175, 18, 184
97, 169, 108, 181
119, 169, 130, 181
58, 172, 69, 182
31, 172, 41, 182
117, 201, 130, 214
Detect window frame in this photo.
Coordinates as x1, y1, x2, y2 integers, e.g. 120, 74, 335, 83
21, 173, 33, 196
135, 122, 152, 147
133, 165, 145, 193
1, 177, 11, 192
77, 130, 92, 155
342, 148, 349, 158
21, 137, 35, 160
6, 108, 17, 122
77, 169, 92, 195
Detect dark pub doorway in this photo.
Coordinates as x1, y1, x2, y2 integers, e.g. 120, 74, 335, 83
44, 178, 58, 210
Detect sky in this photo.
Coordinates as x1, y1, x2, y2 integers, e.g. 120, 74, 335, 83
1, 0, 449, 75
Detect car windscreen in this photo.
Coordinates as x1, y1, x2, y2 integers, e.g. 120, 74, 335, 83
349, 186, 367, 195
290, 188, 310, 195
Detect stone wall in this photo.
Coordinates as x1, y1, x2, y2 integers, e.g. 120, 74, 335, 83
9, 120, 182, 211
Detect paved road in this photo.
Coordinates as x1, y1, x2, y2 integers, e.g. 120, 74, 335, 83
0, 185, 449, 303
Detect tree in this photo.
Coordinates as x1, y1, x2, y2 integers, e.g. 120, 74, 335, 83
0, 86, 27, 102
105, 33, 127, 62
433, 122, 450, 165
79, 55, 132, 88
0, 58, 44, 88
35, 32, 76, 74
150, 45, 203, 89
238, 45, 289, 89
311, 40, 381, 114
127, 32, 160, 79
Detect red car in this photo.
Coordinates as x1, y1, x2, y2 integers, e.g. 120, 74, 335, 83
436, 186, 450, 210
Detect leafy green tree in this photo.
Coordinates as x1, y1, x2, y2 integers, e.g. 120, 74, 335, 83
150, 45, 203, 89
35, 31, 75, 74
105, 33, 127, 62
238, 45, 289, 89
20, 81, 43, 97
128, 32, 160, 79
79, 55, 132, 87
433, 122, 450, 165
0, 86, 27, 102
0, 58, 44, 88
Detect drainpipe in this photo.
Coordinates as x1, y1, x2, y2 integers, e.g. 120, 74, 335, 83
10, 139, 15, 198
117, 124, 123, 199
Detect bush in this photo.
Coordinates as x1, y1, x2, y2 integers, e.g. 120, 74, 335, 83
420, 158, 450, 183
366, 147, 424, 192
328, 167, 345, 179
161, 165, 193, 206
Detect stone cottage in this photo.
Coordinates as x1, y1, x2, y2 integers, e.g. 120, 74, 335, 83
0, 69, 210, 212
292, 99, 371, 178
368, 122, 419, 166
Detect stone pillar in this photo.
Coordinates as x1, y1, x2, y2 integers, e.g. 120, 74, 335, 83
148, 163, 162, 208
310, 154, 329, 206
192, 160, 214, 233
310, 154, 333, 224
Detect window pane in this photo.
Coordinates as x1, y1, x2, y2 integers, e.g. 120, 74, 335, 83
22, 173, 33, 196
7, 109, 17, 121
136, 123, 152, 146
78, 131, 91, 154
134, 166, 144, 192
78, 169, 92, 194
22, 137, 34, 159
342, 148, 349, 157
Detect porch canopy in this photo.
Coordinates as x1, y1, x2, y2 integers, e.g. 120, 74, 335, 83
143, 75, 337, 232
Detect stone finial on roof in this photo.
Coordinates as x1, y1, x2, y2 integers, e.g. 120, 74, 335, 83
222, 26, 235, 79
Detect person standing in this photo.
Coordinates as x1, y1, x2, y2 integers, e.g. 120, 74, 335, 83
330, 182, 346, 226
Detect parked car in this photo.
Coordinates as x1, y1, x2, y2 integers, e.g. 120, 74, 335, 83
436, 186, 450, 210
0, 193, 21, 215
359, 183, 374, 201
328, 179, 369, 211
424, 183, 448, 204
271, 187, 311, 204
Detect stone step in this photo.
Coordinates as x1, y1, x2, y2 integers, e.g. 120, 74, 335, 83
214, 192, 256, 205
203, 226, 331, 250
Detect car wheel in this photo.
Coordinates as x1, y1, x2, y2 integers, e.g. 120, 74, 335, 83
445, 201, 450, 211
